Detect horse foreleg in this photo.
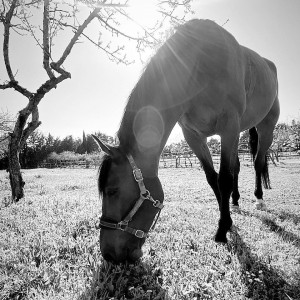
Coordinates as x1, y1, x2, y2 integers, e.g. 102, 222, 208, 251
215, 132, 239, 243
181, 127, 221, 206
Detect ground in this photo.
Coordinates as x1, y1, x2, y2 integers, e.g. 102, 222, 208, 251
0, 157, 299, 300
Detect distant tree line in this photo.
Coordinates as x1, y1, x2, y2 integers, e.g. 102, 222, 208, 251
0, 131, 115, 170
163, 119, 300, 159
0, 119, 299, 170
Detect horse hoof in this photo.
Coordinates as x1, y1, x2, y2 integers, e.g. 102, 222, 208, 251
255, 201, 267, 210
215, 232, 228, 243
231, 205, 240, 212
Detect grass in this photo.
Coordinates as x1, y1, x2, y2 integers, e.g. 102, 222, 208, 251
0, 157, 300, 299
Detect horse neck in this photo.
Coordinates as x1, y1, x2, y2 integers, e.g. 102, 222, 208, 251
117, 40, 195, 175
118, 92, 179, 177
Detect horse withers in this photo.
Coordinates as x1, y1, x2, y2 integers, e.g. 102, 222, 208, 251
93, 19, 280, 263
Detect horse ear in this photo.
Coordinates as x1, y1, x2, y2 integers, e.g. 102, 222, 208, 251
91, 134, 113, 155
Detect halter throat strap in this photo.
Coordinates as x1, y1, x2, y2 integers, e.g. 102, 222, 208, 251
98, 154, 164, 238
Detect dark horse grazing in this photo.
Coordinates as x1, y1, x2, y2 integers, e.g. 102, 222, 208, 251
93, 19, 280, 263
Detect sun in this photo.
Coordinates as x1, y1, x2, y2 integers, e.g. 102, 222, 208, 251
119, 0, 168, 61
125, 0, 160, 30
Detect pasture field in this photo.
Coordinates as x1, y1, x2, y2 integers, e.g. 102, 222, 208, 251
0, 157, 300, 300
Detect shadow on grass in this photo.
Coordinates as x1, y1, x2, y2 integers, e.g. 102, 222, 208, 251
78, 259, 167, 300
229, 227, 300, 300
265, 209, 300, 225
237, 209, 300, 250
260, 216, 300, 249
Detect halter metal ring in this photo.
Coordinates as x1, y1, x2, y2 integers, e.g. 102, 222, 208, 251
135, 230, 146, 238
153, 199, 163, 208
117, 221, 128, 231
133, 168, 143, 181
141, 190, 150, 199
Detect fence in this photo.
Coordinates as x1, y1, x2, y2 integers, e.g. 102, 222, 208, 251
38, 151, 298, 169
159, 152, 253, 169
39, 160, 100, 169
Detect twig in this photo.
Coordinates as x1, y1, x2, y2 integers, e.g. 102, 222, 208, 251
96, 14, 146, 42
53, 8, 100, 68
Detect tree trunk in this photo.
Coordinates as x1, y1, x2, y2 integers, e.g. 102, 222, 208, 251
8, 133, 25, 202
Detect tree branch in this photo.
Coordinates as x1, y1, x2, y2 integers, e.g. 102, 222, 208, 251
96, 13, 146, 42
20, 107, 41, 148
3, 0, 18, 81
53, 8, 100, 68
0, 79, 33, 99
43, 0, 55, 79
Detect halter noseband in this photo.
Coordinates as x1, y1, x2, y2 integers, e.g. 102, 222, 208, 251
98, 154, 164, 239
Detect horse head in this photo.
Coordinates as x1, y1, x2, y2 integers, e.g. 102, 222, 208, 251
93, 135, 164, 263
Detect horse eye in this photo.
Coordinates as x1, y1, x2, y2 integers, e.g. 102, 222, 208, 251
106, 188, 119, 197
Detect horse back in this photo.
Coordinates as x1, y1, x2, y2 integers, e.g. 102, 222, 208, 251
176, 21, 278, 135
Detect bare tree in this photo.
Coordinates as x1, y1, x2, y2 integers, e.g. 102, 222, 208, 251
0, 0, 192, 202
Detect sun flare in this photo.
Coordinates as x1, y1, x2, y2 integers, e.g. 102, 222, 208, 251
125, 0, 160, 29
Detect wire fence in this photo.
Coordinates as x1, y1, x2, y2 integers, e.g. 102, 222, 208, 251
39, 151, 256, 169
37, 149, 300, 170
159, 152, 254, 169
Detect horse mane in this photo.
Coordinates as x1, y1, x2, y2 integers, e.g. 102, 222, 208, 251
116, 19, 209, 154
116, 59, 160, 154
116, 27, 184, 154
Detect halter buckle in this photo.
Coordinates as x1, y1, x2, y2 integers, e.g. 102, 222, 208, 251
153, 199, 164, 209
133, 168, 143, 182
141, 190, 150, 200
135, 230, 146, 238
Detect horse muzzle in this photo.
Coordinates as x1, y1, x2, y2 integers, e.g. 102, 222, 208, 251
101, 244, 143, 263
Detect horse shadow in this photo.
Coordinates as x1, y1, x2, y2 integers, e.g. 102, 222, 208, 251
236, 208, 300, 250
77, 257, 167, 300
228, 227, 300, 299
265, 208, 300, 226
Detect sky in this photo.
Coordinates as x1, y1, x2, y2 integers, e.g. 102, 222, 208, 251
1, 0, 300, 144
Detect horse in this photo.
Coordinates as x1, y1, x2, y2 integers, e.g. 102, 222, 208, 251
93, 19, 280, 263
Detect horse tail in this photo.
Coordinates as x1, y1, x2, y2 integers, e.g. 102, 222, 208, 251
249, 127, 258, 161
248, 127, 271, 189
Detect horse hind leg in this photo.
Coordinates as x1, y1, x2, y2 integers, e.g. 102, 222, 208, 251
231, 155, 241, 210
253, 140, 270, 210
249, 123, 275, 210
250, 102, 279, 210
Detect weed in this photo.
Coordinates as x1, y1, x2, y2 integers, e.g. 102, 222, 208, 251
61, 185, 81, 191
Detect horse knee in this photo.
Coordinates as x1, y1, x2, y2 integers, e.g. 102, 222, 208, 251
218, 170, 234, 196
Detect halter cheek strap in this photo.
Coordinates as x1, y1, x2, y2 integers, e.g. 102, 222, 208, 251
97, 154, 164, 239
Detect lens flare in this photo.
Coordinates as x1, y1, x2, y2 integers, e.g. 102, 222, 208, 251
133, 106, 164, 150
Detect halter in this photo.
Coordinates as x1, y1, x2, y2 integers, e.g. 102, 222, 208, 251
98, 154, 164, 239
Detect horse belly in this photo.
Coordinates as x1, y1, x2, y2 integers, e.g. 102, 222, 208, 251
179, 105, 220, 137
241, 81, 277, 130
